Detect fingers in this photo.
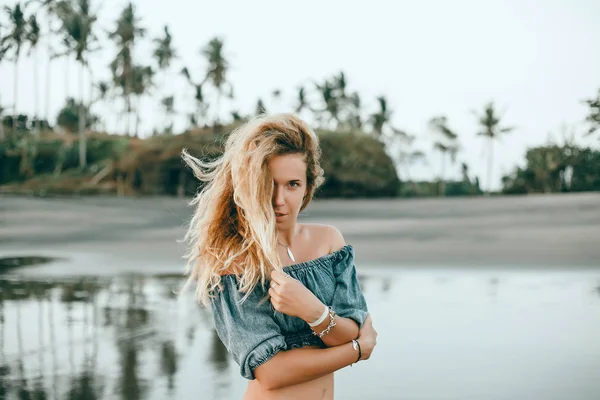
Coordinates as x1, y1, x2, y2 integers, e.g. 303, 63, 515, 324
269, 280, 280, 294
268, 288, 280, 311
270, 269, 291, 284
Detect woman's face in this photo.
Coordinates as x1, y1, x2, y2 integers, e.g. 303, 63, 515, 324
268, 153, 308, 227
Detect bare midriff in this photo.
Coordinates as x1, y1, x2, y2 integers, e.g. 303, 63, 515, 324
242, 346, 334, 400
244, 373, 334, 400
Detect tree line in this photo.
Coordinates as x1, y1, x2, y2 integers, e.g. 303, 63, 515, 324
1, 0, 599, 195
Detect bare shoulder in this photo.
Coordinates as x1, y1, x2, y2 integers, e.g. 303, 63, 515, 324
301, 223, 346, 253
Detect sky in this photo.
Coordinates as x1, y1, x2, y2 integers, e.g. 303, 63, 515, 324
1, 0, 599, 190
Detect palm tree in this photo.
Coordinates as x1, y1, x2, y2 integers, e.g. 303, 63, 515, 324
12, 13, 43, 178
55, 0, 99, 168
152, 25, 176, 77
271, 89, 282, 111
583, 89, 600, 138
461, 162, 470, 184
152, 25, 177, 133
25, 0, 60, 126
294, 86, 309, 114
346, 92, 362, 131
369, 96, 392, 137
333, 71, 351, 127
108, 2, 146, 136
402, 150, 426, 181
384, 127, 425, 185
474, 102, 515, 193
180, 66, 209, 129
113, 64, 153, 136
192, 84, 208, 128
201, 36, 232, 126
314, 79, 338, 129
433, 142, 459, 195
0, 104, 5, 140
130, 64, 154, 136
160, 95, 175, 134
255, 98, 267, 115
1, 3, 28, 131
93, 80, 109, 131
429, 116, 460, 196
334, 71, 347, 101
0, 20, 9, 141
26, 14, 40, 134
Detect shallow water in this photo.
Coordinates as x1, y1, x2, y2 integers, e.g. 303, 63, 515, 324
1, 268, 599, 400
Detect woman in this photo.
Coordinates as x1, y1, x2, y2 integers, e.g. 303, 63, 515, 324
182, 113, 378, 400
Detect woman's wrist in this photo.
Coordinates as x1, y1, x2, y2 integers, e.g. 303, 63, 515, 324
303, 302, 327, 324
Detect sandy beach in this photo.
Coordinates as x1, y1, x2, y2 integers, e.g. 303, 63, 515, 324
1, 192, 599, 274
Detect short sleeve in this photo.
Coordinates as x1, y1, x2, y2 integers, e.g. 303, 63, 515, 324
330, 246, 369, 328
210, 277, 287, 380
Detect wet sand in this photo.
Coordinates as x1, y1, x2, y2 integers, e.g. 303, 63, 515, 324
1, 192, 599, 274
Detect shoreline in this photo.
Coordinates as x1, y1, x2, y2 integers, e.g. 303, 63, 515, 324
1, 192, 599, 274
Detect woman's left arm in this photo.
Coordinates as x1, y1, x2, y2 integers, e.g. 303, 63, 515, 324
269, 270, 361, 346
320, 226, 369, 345
270, 227, 369, 347
305, 302, 361, 346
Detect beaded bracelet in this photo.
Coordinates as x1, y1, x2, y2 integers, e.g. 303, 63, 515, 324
312, 307, 336, 338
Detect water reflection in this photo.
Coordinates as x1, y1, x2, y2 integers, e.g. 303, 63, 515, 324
381, 278, 391, 294
159, 341, 178, 393
67, 369, 100, 400
0, 256, 63, 272
488, 277, 500, 298
0, 272, 398, 399
118, 340, 146, 400
0, 269, 599, 400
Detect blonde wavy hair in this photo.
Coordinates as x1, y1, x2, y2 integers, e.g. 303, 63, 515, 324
181, 113, 325, 305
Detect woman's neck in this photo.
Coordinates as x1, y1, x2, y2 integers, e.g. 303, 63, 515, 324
277, 223, 299, 246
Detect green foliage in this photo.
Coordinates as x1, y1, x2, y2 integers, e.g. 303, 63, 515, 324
0, 133, 130, 184
113, 129, 401, 198
54, 0, 99, 63
116, 132, 225, 196
0, 126, 401, 198
0, 141, 20, 183
584, 89, 600, 137
502, 145, 600, 194
316, 130, 400, 198
399, 180, 482, 197
1, 3, 27, 60
56, 98, 98, 132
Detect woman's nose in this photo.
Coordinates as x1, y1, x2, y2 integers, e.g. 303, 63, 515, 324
273, 187, 285, 205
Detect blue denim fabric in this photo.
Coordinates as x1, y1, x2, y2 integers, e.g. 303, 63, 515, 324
210, 245, 369, 380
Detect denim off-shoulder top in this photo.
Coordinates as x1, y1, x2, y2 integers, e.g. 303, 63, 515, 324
210, 244, 369, 380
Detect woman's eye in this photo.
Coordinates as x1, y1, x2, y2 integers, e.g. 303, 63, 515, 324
289, 182, 299, 188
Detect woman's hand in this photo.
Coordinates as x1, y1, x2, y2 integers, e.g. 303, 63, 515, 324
356, 314, 378, 361
269, 270, 325, 323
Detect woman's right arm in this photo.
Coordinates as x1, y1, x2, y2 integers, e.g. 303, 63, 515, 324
211, 278, 377, 389
255, 342, 357, 390
254, 314, 376, 390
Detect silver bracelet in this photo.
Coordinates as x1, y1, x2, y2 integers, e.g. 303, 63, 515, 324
312, 307, 336, 338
